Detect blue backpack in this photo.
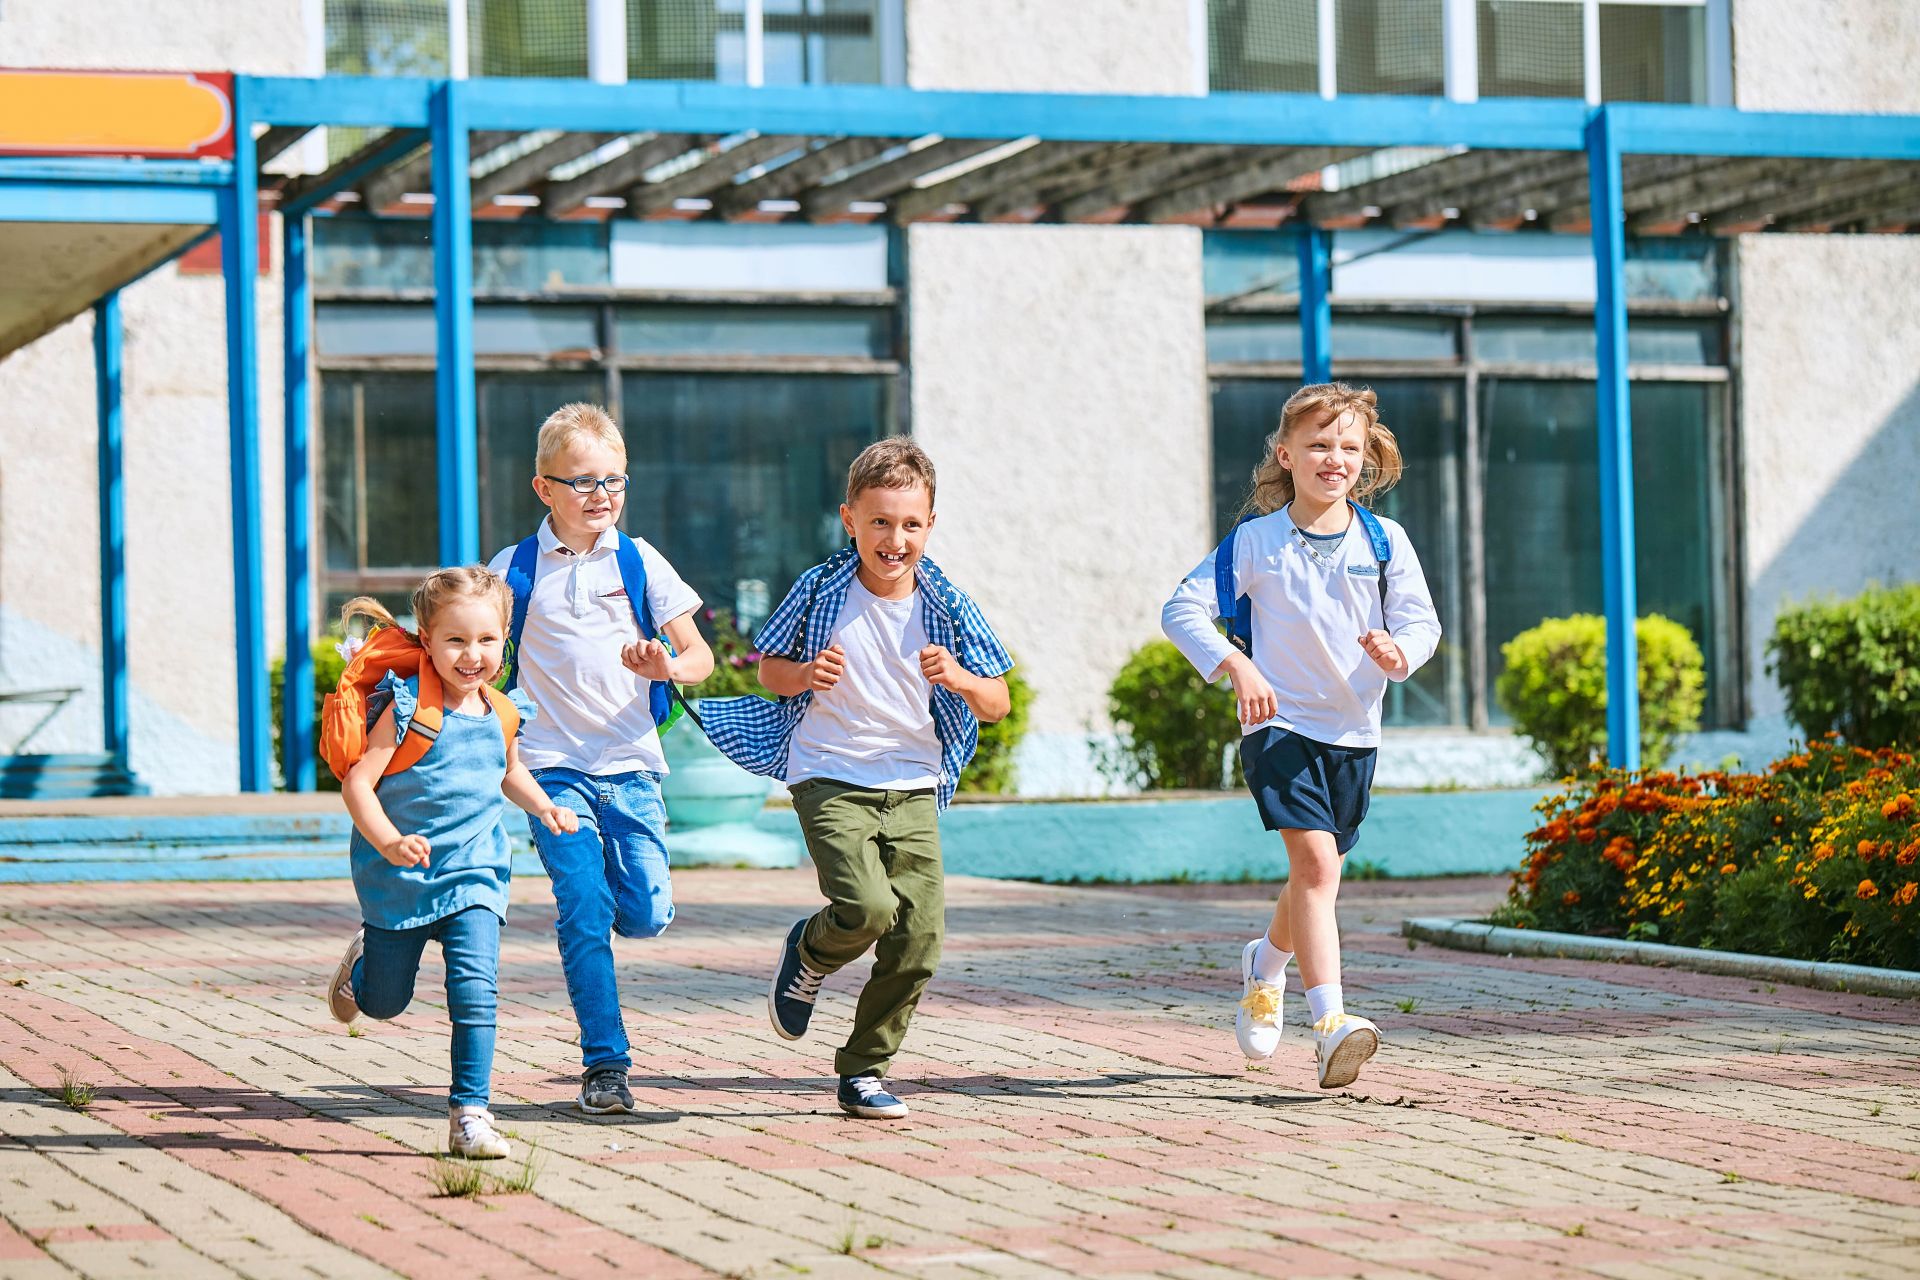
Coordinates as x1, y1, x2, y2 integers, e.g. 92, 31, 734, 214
502, 531, 697, 732
1214, 500, 1392, 655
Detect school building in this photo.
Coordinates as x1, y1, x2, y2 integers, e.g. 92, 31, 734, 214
0, 0, 1915, 797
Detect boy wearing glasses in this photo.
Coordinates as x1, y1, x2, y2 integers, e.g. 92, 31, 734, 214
486, 402, 714, 1115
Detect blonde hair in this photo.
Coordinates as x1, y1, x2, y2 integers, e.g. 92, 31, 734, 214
535, 402, 625, 475
1245, 381, 1404, 516
846, 436, 937, 507
340, 566, 514, 642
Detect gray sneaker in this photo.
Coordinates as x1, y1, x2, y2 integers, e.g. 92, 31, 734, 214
578, 1067, 634, 1114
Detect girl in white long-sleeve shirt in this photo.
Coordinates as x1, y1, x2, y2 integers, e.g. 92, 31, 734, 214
1162, 382, 1440, 1089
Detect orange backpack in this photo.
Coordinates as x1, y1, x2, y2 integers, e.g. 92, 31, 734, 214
318, 625, 522, 783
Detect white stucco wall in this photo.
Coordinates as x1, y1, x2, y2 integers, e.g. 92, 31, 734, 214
904, 0, 1210, 792
906, 0, 1202, 95
0, 1, 302, 791
1728, 0, 1920, 726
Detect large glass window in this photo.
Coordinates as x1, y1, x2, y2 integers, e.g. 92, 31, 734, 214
1336, 0, 1444, 96
1210, 0, 1319, 95
1475, 0, 1583, 99
469, 0, 589, 77
326, 0, 451, 76
1600, 2, 1707, 104
621, 373, 891, 628
1482, 378, 1728, 722
321, 371, 439, 618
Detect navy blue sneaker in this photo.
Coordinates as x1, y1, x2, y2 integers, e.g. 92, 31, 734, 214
768, 919, 825, 1041
837, 1074, 909, 1119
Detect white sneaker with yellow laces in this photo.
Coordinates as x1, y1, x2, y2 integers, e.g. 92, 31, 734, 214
1313, 1012, 1381, 1089
1234, 938, 1284, 1060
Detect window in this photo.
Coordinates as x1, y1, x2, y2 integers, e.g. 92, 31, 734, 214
1209, 0, 1712, 104
313, 217, 899, 630
1202, 232, 1738, 730
469, 0, 589, 77
326, 0, 452, 76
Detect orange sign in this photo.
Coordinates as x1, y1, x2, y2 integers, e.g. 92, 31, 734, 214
0, 70, 234, 159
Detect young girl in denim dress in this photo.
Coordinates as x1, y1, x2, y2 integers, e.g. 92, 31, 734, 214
324, 567, 577, 1159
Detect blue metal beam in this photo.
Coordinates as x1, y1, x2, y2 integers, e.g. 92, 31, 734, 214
1586, 107, 1641, 772
220, 78, 272, 793
93, 292, 129, 771
244, 74, 434, 130
1613, 103, 1920, 162
282, 214, 316, 792
279, 128, 430, 217
0, 184, 218, 224
0, 158, 233, 185
430, 81, 480, 566
1296, 225, 1332, 384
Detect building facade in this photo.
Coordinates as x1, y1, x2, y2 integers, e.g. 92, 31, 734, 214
0, 0, 1915, 794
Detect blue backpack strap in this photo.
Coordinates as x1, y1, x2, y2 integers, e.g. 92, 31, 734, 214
1348, 501, 1392, 613
502, 534, 541, 692
614, 532, 697, 732
1213, 515, 1256, 655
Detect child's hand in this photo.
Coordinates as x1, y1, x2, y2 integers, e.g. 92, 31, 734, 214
918, 645, 966, 690
1225, 654, 1278, 725
1359, 629, 1408, 676
621, 637, 675, 681
380, 833, 431, 868
808, 645, 846, 691
537, 804, 578, 836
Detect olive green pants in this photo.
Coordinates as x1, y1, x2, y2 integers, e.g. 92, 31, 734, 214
791, 779, 944, 1079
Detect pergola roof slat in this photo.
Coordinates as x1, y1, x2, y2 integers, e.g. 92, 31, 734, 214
1710, 160, 1914, 227
889, 139, 1098, 222
628, 134, 807, 215
1136, 146, 1364, 223
541, 132, 700, 216
1302, 148, 1526, 222
1053, 143, 1260, 222
711, 135, 905, 217
472, 130, 622, 206
802, 137, 1007, 219
969, 142, 1173, 221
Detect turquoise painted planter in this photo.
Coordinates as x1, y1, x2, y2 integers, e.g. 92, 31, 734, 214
658, 700, 800, 869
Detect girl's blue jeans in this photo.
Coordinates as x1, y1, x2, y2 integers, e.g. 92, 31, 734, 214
352, 905, 501, 1110
527, 767, 675, 1074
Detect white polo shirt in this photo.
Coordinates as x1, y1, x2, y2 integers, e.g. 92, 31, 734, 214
486, 519, 701, 776
1161, 507, 1442, 748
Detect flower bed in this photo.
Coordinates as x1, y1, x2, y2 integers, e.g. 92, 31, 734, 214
1493, 738, 1920, 971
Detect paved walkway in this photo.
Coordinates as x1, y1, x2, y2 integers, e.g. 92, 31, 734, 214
1, 871, 1917, 1279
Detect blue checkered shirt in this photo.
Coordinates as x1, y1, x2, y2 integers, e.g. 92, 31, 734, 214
699, 545, 1013, 810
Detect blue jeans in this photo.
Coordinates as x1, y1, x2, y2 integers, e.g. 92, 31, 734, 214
353, 905, 501, 1110
529, 767, 674, 1073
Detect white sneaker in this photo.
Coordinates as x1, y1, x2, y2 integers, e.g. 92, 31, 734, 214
449, 1108, 511, 1160
1235, 939, 1284, 1061
1313, 1013, 1381, 1090
326, 930, 364, 1024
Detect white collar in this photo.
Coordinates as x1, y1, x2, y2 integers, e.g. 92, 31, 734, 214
536, 516, 618, 558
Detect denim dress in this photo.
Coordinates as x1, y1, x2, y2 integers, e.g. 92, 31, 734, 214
349, 673, 532, 930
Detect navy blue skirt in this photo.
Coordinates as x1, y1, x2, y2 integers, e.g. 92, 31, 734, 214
1239, 725, 1378, 854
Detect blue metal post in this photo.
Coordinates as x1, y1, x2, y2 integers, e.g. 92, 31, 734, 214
282, 213, 316, 791
93, 291, 129, 771
1586, 106, 1641, 770
430, 79, 480, 565
220, 77, 272, 791
1296, 222, 1332, 383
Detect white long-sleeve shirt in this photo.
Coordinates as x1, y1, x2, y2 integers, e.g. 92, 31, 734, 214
1160, 506, 1442, 748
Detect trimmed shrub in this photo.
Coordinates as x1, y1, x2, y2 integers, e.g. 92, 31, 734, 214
1101, 639, 1240, 791
693, 608, 772, 701
1495, 613, 1705, 779
962, 662, 1034, 795
1496, 739, 1920, 970
1767, 583, 1920, 749
270, 638, 349, 791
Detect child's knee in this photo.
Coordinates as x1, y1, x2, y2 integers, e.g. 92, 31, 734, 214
357, 991, 410, 1021
612, 895, 674, 939
833, 893, 897, 943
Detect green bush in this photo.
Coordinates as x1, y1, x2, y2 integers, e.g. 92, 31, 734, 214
1101, 639, 1240, 791
1495, 613, 1705, 779
1767, 583, 1920, 749
962, 662, 1033, 795
270, 638, 348, 791
690, 608, 773, 701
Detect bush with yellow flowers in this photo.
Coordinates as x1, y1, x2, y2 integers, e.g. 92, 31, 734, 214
1493, 737, 1920, 971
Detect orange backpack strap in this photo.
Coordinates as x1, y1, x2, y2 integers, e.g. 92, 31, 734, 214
481, 685, 522, 758
383, 660, 445, 776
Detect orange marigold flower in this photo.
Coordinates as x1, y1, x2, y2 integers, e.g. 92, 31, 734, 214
1813, 842, 1835, 862
1720, 864, 1738, 875
1561, 890, 1581, 906
1895, 882, 1918, 907
1899, 843, 1919, 867
1881, 793, 1915, 820
1857, 879, 1878, 900
1858, 839, 1877, 857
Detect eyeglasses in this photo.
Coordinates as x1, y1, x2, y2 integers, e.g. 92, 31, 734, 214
543, 473, 629, 496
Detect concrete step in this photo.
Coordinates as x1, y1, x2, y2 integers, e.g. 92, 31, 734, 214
0, 753, 147, 800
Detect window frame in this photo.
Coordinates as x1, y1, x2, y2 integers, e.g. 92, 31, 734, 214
1204, 294, 1744, 731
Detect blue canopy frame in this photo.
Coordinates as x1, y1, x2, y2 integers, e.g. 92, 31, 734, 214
4, 75, 1917, 792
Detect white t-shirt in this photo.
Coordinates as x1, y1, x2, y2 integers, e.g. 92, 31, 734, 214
486, 520, 701, 775
785, 577, 943, 791
1161, 506, 1442, 748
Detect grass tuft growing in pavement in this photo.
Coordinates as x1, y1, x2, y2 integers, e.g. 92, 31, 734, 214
55, 1065, 95, 1110
431, 1146, 543, 1199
